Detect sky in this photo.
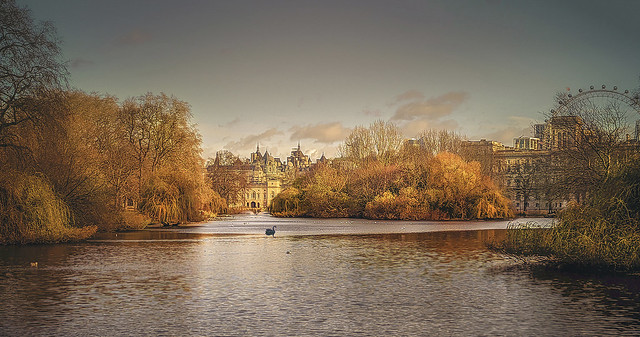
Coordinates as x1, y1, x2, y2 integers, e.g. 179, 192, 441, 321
18, 0, 640, 161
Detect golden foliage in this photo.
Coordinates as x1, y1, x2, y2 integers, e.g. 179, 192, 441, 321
0, 169, 97, 244
273, 149, 513, 220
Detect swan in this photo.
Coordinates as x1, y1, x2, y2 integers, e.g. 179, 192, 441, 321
265, 226, 276, 237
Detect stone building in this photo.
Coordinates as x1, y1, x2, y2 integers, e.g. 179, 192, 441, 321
463, 116, 590, 215
513, 136, 540, 150
208, 143, 320, 211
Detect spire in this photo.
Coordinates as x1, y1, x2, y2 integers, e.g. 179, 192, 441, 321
256, 142, 260, 154
297, 141, 301, 151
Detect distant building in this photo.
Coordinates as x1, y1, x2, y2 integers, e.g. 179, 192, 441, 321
287, 142, 312, 171
207, 143, 321, 211
494, 148, 558, 214
533, 123, 546, 140
541, 115, 584, 150
461, 139, 504, 177
513, 136, 540, 150
463, 118, 589, 215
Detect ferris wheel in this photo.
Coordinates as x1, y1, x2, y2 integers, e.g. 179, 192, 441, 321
551, 84, 640, 140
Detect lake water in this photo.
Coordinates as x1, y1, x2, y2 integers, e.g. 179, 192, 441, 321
1, 215, 639, 336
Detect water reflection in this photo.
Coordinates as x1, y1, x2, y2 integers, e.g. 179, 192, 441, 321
1, 227, 639, 336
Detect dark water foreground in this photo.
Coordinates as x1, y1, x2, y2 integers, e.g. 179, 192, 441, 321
1, 218, 639, 336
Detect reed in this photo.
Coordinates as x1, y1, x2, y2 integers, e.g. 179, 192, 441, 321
493, 199, 640, 272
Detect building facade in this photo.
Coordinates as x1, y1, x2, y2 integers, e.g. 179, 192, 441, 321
208, 143, 320, 211
462, 116, 593, 215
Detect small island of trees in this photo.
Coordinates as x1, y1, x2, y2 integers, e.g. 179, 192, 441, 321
270, 122, 513, 220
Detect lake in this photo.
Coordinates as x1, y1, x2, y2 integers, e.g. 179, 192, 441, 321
1, 215, 639, 336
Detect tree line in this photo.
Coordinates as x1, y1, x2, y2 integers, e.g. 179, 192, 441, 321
270, 121, 514, 220
0, 1, 223, 244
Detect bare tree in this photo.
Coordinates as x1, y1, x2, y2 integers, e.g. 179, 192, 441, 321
0, 0, 67, 149
207, 165, 248, 208
417, 129, 465, 156
340, 120, 403, 165
119, 93, 197, 197
548, 91, 640, 199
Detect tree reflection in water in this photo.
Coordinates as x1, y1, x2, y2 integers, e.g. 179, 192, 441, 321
1, 228, 639, 336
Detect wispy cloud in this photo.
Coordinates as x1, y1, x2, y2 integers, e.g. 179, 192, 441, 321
115, 29, 151, 46
400, 118, 459, 138
384, 90, 469, 137
391, 90, 425, 105
290, 122, 352, 143
223, 128, 283, 153
362, 108, 382, 117
391, 91, 469, 121
218, 117, 242, 128
475, 116, 536, 144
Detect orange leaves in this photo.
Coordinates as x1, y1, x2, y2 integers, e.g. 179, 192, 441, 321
272, 150, 514, 220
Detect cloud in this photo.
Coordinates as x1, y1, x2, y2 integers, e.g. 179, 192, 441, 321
218, 117, 242, 128
289, 122, 352, 143
479, 126, 530, 145
362, 108, 382, 117
70, 58, 94, 69
391, 91, 469, 121
392, 90, 425, 104
115, 29, 151, 46
223, 128, 283, 153
400, 118, 459, 138
474, 116, 536, 145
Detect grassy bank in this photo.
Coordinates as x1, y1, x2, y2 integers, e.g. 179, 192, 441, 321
492, 198, 640, 272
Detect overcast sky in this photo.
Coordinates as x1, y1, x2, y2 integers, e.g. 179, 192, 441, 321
19, 0, 640, 160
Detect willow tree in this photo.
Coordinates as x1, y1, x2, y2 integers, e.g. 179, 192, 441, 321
119, 93, 212, 224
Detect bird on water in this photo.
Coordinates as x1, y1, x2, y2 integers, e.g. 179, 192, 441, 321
265, 226, 276, 237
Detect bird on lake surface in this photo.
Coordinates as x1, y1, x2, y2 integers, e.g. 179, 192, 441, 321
265, 226, 276, 237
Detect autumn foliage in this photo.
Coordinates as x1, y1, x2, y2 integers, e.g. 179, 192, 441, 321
272, 123, 514, 220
